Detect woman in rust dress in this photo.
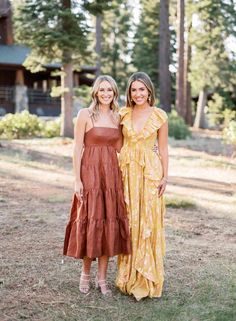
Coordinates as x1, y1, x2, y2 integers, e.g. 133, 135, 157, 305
63, 75, 131, 295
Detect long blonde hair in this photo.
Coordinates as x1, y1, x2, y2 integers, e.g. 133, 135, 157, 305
126, 72, 156, 108
88, 75, 119, 120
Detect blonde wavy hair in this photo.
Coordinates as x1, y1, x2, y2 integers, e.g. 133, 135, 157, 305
126, 72, 156, 108
88, 75, 119, 121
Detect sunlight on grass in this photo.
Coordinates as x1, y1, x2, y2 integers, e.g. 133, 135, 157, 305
232, 194, 236, 205
0, 153, 61, 171
166, 196, 196, 209
5, 137, 73, 146
200, 159, 236, 170
46, 195, 69, 204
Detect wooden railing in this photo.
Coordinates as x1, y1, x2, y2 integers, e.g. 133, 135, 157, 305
0, 86, 14, 102
0, 86, 60, 104
0, 86, 60, 116
28, 88, 60, 105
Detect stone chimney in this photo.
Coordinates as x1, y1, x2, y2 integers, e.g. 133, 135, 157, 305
0, 0, 13, 45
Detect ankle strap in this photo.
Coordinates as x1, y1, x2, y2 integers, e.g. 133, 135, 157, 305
80, 273, 90, 278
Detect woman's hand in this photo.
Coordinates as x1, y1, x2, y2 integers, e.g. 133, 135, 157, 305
75, 181, 84, 202
158, 177, 167, 197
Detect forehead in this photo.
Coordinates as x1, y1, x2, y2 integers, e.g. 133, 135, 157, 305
131, 80, 147, 89
99, 80, 112, 89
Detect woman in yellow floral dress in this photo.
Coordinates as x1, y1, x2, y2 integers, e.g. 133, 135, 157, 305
116, 72, 168, 300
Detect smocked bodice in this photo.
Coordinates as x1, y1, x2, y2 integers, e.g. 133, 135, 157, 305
84, 127, 121, 148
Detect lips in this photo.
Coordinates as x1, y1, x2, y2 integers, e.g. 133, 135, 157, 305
134, 98, 145, 102
101, 99, 112, 103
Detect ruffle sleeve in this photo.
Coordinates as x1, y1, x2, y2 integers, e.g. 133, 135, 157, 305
138, 107, 168, 141
154, 108, 168, 126
119, 106, 167, 142
119, 107, 132, 126
119, 107, 130, 117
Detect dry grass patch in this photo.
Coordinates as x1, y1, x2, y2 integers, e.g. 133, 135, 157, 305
1, 136, 236, 321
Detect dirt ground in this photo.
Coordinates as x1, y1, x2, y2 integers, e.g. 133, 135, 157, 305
0, 130, 235, 321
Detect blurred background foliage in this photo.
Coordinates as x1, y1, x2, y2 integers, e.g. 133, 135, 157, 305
1, 0, 235, 142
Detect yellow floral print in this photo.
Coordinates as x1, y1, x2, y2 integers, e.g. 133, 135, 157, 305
116, 106, 168, 301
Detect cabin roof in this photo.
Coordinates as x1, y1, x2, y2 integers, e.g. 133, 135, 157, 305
0, 44, 30, 65
0, 45, 96, 73
0, 44, 61, 69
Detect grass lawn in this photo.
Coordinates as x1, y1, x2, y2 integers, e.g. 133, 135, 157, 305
0, 133, 235, 321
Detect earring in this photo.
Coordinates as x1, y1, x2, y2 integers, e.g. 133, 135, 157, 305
148, 96, 151, 103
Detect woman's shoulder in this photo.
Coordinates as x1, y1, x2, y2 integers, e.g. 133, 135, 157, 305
77, 107, 91, 118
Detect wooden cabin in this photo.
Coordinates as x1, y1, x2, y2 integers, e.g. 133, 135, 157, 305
0, 0, 95, 116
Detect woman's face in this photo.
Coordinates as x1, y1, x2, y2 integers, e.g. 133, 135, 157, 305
130, 80, 149, 106
97, 81, 114, 106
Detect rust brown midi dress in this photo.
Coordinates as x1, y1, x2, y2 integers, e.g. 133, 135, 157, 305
63, 126, 131, 259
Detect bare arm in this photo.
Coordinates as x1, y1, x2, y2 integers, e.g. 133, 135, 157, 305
157, 121, 169, 197
73, 109, 88, 201
115, 125, 123, 153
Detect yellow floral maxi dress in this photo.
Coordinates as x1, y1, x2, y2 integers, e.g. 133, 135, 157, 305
116, 107, 168, 301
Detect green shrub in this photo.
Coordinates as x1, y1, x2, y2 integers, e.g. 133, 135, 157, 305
41, 117, 61, 138
222, 121, 236, 145
73, 85, 91, 108
207, 93, 236, 129
168, 110, 190, 140
222, 108, 236, 127
0, 109, 191, 140
0, 111, 61, 139
0, 111, 43, 139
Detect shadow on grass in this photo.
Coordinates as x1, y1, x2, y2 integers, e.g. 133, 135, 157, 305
169, 176, 233, 196
0, 141, 72, 170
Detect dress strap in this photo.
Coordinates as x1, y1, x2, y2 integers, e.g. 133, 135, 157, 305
90, 114, 94, 127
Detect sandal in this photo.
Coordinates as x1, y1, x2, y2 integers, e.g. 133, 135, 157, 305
79, 272, 90, 294
95, 277, 112, 296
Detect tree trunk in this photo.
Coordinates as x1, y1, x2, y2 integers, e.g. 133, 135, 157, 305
95, 14, 102, 78
60, 0, 73, 137
159, 0, 171, 112
60, 63, 74, 137
176, 0, 185, 118
111, 22, 117, 81
184, 22, 192, 125
194, 88, 208, 129
186, 80, 192, 125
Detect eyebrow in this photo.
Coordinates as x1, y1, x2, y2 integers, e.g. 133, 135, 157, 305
99, 87, 113, 90
131, 86, 146, 89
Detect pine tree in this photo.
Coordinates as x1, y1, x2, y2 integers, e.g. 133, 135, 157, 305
175, 0, 185, 118
189, 0, 236, 128
184, 2, 193, 125
132, 0, 160, 91
175, 0, 192, 124
100, 0, 133, 94
83, 1, 113, 77
159, 0, 171, 112
14, 0, 88, 137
